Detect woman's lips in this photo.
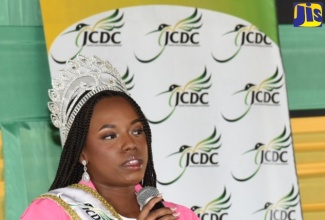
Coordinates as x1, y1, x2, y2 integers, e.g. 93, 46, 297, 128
122, 158, 143, 170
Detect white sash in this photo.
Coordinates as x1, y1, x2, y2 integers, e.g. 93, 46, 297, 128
43, 184, 122, 220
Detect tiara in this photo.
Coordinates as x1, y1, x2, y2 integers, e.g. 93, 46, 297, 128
48, 54, 130, 146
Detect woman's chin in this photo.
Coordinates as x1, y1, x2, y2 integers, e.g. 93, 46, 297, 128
124, 175, 145, 186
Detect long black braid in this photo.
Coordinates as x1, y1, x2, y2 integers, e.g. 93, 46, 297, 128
50, 90, 157, 190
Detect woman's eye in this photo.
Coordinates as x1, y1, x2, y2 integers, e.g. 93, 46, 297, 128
103, 134, 117, 140
132, 128, 144, 136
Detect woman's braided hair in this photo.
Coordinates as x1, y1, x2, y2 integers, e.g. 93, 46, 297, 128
50, 90, 156, 190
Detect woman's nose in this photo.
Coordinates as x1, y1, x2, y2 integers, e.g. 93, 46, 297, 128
122, 134, 137, 151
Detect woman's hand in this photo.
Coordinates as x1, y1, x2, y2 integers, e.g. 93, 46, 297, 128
137, 195, 180, 220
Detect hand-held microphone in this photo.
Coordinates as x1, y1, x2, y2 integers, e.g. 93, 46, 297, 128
136, 186, 165, 212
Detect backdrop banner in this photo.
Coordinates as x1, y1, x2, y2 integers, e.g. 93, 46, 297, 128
40, 0, 303, 219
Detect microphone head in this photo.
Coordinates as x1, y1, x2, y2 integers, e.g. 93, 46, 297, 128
136, 186, 160, 209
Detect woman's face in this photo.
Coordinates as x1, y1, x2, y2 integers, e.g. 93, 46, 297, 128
81, 96, 148, 187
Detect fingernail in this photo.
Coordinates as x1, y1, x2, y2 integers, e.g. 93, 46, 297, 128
156, 193, 163, 198
170, 207, 177, 212
172, 212, 180, 217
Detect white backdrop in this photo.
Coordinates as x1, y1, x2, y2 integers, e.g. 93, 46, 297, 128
44, 4, 303, 220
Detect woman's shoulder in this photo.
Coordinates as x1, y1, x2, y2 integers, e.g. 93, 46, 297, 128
163, 200, 200, 220
20, 196, 70, 220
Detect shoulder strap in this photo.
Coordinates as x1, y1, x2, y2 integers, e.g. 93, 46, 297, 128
44, 184, 122, 220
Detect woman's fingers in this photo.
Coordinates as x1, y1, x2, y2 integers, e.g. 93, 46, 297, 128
137, 195, 180, 219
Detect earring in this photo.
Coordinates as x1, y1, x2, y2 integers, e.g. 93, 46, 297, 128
82, 160, 90, 182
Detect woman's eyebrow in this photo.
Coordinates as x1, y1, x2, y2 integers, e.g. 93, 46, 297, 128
98, 124, 116, 131
131, 118, 142, 125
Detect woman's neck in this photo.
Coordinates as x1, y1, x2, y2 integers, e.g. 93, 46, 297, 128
93, 181, 140, 218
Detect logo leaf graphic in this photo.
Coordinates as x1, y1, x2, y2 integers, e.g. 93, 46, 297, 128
121, 67, 135, 91
184, 67, 212, 92
175, 8, 203, 32
192, 187, 231, 214
206, 188, 231, 213
259, 67, 283, 92
268, 127, 292, 151
194, 127, 221, 152
94, 9, 124, 31
277, 185, 300, 210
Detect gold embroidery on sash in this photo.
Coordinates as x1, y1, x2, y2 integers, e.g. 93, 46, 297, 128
69, 184, 123, 220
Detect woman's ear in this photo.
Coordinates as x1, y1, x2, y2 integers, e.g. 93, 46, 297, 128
79, 151, 87, 164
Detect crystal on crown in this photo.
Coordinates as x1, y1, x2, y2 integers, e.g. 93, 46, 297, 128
48, 54, 130, 147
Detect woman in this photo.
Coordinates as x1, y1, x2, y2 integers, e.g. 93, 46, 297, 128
21, 55, 199, 219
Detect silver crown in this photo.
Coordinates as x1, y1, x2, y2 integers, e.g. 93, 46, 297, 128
48, 54, 130, 146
